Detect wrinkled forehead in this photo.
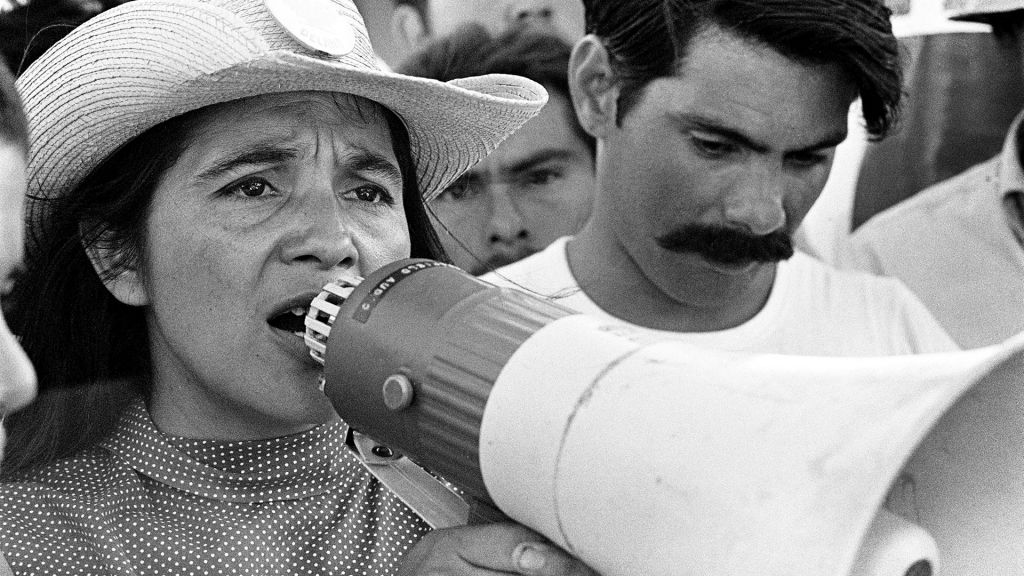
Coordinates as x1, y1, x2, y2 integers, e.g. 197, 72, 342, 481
170, 92, 402, 168
187, 91, 394, 136
158, 91, 402, 186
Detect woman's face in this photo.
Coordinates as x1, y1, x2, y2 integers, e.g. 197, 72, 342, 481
116, 92, 411, 440
0, 143, 37, 460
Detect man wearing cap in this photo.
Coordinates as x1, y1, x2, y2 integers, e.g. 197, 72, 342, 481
485, 0, 958, 355
848, 0, 1024, 349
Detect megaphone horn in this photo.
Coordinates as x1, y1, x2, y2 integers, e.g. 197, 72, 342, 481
307, 258, 1024, 576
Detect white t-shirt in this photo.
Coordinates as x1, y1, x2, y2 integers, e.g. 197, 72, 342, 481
482, 237, 958, 356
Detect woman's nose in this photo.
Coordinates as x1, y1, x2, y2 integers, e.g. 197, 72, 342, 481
280, 197, 359, 272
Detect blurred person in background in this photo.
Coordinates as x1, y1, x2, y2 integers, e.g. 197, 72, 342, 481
486, 0, 958, 356
386, 0, 584, 67
400, 24, 595, 274
849, 0, 1024, 349
798, 0, 1022, 265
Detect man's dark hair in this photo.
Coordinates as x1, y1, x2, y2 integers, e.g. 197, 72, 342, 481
582, 0, 902, 139
0, 61, 28, 153
398, 23, 596, 155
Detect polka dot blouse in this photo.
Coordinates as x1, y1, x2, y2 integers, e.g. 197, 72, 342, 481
0, 399, 431, 575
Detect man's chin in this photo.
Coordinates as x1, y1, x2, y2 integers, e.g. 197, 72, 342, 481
469, 251, 537, 276
698, 253, 791, 275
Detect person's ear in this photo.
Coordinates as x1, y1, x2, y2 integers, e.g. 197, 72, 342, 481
568, 35, 621, 140
82, 230, 149, 306
391, 4, 430, 55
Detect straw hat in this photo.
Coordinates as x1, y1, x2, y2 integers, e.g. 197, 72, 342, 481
946, 0, 1024, 20
16, 0, 548, 227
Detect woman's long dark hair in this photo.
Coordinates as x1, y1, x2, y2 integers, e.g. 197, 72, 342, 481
2, 99, 447, 477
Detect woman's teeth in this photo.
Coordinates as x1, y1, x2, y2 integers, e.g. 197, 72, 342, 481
269, 305, 311, 337
291, 307, 308, 337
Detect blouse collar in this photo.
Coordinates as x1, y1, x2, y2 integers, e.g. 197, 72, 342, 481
100, 399, 353, 503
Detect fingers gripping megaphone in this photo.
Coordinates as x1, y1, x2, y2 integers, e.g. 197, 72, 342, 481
304, 259, 1024, 576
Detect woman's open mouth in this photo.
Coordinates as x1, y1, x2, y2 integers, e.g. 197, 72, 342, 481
268, 305, 309, 339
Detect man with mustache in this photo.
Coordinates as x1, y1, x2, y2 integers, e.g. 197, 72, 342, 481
486, 0, 957, 355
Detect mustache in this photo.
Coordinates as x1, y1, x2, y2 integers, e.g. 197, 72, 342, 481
655, 224, 794, 265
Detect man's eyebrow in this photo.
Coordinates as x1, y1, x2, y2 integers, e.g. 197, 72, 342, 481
192, 140, 302, 184
672, 112, 847, 154
504, 148, 585, 175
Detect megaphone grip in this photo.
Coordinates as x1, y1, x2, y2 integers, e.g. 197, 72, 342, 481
409, 289, 574, 500
321, 260, 573, 504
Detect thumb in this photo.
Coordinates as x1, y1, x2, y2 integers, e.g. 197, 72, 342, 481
512, 541, 599, 576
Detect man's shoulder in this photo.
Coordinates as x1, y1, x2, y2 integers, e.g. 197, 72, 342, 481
847, 155, 1001, 275
778, 253, 958, 353
855, 155, 998, 238
780, 252, 923, 312
784, 250, 890, 282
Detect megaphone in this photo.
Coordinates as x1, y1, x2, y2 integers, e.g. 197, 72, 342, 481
304, 258, 1024, 576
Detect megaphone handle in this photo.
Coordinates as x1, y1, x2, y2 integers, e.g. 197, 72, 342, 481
347, 429, 474, 529
466, 496, 511, 525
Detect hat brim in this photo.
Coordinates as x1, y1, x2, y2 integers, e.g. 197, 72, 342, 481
25, 53, 546, 205
18, 0, 547, 239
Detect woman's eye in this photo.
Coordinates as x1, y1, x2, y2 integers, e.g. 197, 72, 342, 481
221, 177, 274, 199
348, 185, 395, 206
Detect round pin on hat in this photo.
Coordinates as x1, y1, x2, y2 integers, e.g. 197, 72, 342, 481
265, 0, 356, 55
